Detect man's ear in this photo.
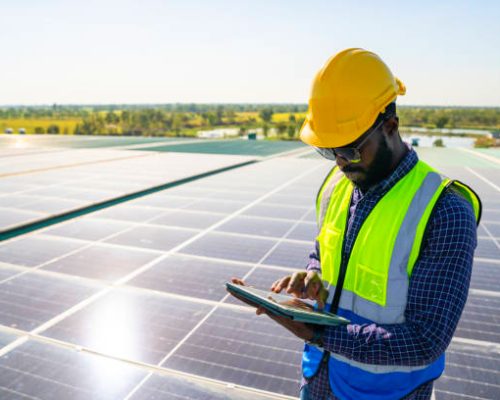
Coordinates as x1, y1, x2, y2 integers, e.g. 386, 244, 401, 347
385, 116, 399, 136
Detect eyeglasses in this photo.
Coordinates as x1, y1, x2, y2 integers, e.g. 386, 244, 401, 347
314, 119, 386, 163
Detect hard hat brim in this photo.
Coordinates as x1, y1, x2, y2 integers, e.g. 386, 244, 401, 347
300, 117, 327, 148
300, 116, 359, 148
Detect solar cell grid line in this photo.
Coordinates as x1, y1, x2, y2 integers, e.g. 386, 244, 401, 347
122, 201, 314, 400
465, 167, 500, 193
0, 168, 105, 197
0, 236, 88, 275
480, 225, 500, 249
481, 222, 500, 234
0, 151, 153, 179
0, 147, 142, 176
180, 228, 312, 246
457, 148, 500, 167
474, 257, 500, 265
469, 269, 500, 293
146, 251, 300, 275
469, 288, 500, 299
0, 159, 325, 383
209, 211, 315, 225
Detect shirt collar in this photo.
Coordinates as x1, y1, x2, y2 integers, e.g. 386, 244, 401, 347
356, 145, 418, 198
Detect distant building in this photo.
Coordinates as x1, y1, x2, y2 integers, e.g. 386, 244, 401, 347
197, 128, 239, 138
4, 128, 13, 134
18, 128, 26, 134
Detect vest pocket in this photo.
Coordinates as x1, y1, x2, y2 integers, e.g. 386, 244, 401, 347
354, 263, 387, 306
318, 225, 341, 284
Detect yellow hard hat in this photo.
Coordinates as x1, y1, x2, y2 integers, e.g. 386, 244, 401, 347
300, 48, 406, 148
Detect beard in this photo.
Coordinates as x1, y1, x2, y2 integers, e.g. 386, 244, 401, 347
341, 135, 394, 192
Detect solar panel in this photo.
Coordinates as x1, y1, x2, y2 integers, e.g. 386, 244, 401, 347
129, 254, 251, 301
43, 218, 131, 241
469, 260, 500, 292
0, 236, 85, 267
127, 373, 276, 400
482, 222, 500, 236
42, 289, 213, 364
0, 265, 20, 281
0, 195, 34, 207
180, 232, 278, 263
286, 222, 318, 242
483, 199, 500, 206
243, 267, 295, 291
264, 193, 315, 207
475, 238, 500, 259
93, 204, 164, 222
207, 190, 263, 202
150, 210, 226, 229
162, 307, 303, 397
184, 199, 248, 214
243, 204, 309, 220
434, 342, 500, 399
131, 194, 196, 209
457, 293, 500, 343
0, 340, 147, 399
105, 225, 199, 251
216, 216, 295, 238
0, 149, 253, 233
261, 241, 313, 269
483, 209, 500, 220
0, 208, 46, 231
0, 331, 18, 348
0, 272, 98, 330
136, 139, 305, 156
42, 243, 160, 282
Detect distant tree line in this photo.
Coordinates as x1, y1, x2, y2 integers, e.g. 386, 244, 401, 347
1, 104, 498, 138
0, 103, 307, 119
397, 106, 499, 130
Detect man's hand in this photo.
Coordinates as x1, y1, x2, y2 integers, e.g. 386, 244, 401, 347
258, 307, 315, 341
271, 271, 328, 309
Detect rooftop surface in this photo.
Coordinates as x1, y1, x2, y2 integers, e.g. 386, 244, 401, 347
0, 135, 498, 400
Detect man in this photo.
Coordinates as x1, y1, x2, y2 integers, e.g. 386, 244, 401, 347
230, 48, 481, 400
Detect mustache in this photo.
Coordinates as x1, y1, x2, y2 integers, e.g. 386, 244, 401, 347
340, 165, 364, 173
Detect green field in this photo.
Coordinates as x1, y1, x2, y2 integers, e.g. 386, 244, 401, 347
0, 118, 81, 134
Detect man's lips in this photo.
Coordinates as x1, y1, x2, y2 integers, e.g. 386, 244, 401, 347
340, 166, 364, 173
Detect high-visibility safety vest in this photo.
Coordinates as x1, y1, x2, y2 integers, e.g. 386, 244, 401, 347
302, 160, 481, 400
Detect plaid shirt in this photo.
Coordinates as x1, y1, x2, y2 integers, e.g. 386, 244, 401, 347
303, 148, 478, 400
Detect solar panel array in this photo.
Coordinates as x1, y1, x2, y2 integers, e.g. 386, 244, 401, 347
0, 144, 254, 233
0, 137, 498, 400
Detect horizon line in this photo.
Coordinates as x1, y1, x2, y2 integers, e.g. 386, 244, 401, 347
1, 103, 499, 109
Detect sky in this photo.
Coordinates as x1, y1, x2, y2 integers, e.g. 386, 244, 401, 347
1, 0, 499, 106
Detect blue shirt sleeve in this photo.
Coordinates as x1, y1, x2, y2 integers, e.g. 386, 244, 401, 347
306, 240, 321, 273
321, 190, 478, 366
